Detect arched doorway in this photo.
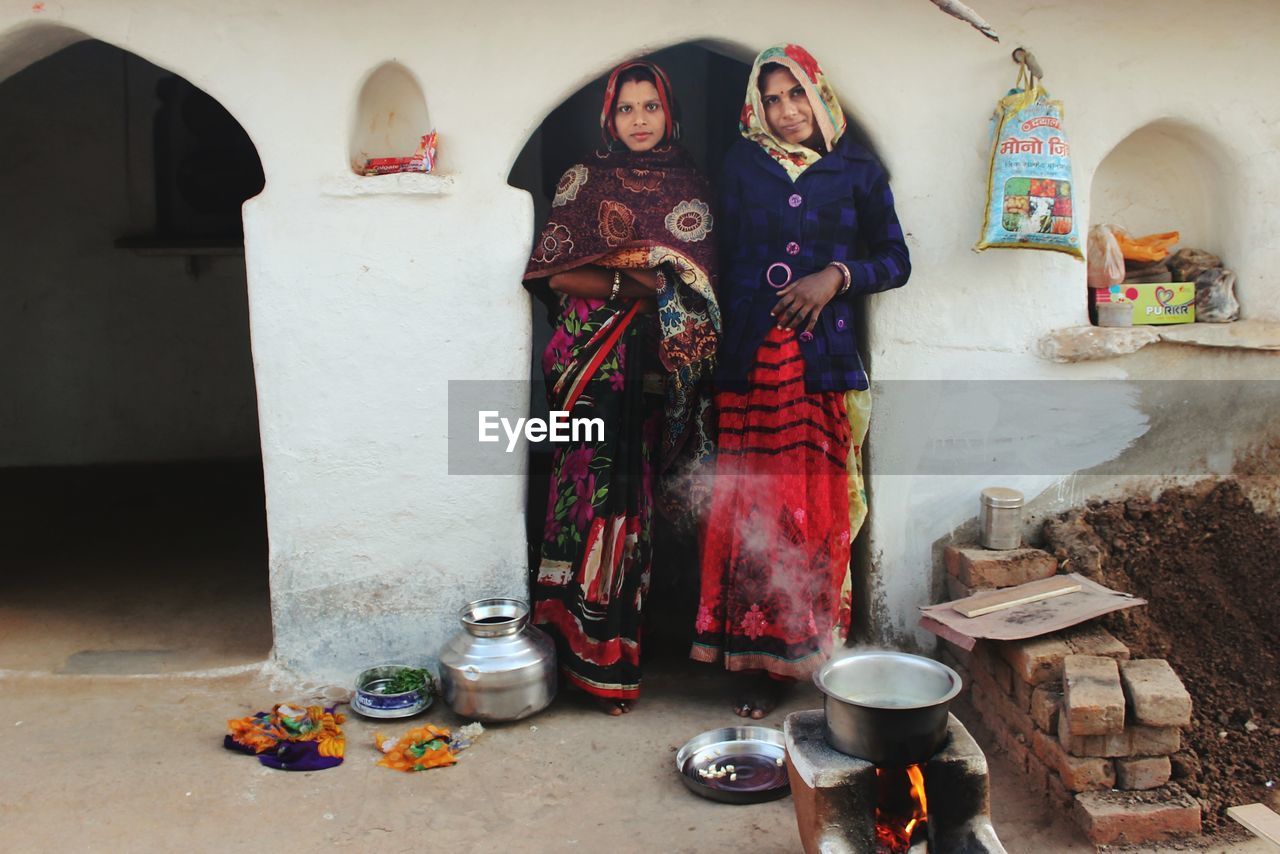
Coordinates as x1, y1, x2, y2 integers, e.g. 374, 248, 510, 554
507, 40, 891, 657
0, 37, 270, 674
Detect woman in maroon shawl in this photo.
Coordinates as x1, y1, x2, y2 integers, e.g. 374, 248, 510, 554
523, 61, 719, 714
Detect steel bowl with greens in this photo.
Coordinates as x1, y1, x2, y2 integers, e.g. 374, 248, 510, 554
353, 664, 437, 719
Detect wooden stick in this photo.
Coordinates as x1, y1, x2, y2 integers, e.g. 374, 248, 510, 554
954, 576, 1082, 618
928, 0, 1000, 42
1228, 803, 1280, 847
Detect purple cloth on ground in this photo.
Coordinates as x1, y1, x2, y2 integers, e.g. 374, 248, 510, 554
223, 734, 342, 771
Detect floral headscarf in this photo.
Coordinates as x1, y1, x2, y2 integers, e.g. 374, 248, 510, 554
740, 44, 847, 180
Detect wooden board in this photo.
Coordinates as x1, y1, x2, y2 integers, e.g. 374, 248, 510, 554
1228, 803, 1280, 847
919, 615, 977, 651
953, 576, 1082, 618
918, 574, 1146, 643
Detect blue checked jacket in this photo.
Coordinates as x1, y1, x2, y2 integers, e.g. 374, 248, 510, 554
713, 135, 911, 392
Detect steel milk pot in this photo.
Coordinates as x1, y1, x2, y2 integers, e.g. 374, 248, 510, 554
438, 597, 557, 722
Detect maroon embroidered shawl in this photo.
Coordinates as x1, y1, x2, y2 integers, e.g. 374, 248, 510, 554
522, 62, 720, 510
523, 141, 719, 371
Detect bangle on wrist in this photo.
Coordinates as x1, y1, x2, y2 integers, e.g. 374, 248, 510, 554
609, 269, 622, 300
828, 261, 852, 296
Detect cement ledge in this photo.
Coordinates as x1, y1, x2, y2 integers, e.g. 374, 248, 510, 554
1037, 320, 1280, 363
321, 172, 454, 197
1157, 320, 1280, 351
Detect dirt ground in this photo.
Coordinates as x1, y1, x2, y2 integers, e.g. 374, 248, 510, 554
2, 657, 1273, 853
1, 466, 1272, 851
0, 462, 273, 675
1045, 480, 1280, 838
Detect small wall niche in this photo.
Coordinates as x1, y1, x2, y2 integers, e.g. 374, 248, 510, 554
348, 61, 431, 175
1085, 120, 1242, 328
1090, 119, 1230, 254
1040, 120, 1261, 360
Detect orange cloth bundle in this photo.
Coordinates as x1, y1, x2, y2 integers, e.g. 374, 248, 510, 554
374, 724, 458, 772
224, 704, 346, 771
1113, 230, 1180, 263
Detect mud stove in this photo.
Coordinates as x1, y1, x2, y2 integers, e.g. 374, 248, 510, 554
785, 711, 1006, 854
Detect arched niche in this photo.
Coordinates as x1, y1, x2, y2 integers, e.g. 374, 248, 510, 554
348, 61, 431, 174
1090, 119, 1233, 266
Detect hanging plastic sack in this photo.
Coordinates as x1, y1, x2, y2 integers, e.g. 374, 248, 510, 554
975, 62, 1083, 258
1087, 225, 1125, 288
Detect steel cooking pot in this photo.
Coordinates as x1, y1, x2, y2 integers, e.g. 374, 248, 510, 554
813, 650, 962, 765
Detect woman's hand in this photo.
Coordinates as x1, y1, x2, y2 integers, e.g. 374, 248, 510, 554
772, 266, 843, 335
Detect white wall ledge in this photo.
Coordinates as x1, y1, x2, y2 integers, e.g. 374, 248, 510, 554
1157, 320, 1280, 351
1038, 320, 1280, 363
320, 172, 453, 198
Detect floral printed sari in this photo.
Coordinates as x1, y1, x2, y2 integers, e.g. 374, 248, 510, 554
533, 295, 661, 699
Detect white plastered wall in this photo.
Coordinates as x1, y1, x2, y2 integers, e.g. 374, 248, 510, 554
1, 0, 1276, 678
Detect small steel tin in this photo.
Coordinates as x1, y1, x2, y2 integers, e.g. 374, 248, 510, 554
979, 487, 1024, 550
352, 664, 434, 719
675, 726, 790, 804
1096, 302, 1133, 327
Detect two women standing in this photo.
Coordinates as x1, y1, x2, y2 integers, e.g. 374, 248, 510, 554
524, 45, 910, 716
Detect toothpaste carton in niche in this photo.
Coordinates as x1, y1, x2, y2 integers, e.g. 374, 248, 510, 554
1093, 283, 1195, 325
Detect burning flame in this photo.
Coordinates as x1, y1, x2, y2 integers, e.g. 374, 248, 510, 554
874, 763, 928, 853
905, 765, 928, 838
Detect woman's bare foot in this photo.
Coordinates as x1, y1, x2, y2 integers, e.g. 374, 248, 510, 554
595, 697, 623, 716
733, 673, 786, 720
593, 697, 634, 715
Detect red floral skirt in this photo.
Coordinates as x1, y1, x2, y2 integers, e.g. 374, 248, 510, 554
691, 327, 853, 678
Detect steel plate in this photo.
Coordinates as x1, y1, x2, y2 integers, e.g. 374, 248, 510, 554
674, 726, 790, 804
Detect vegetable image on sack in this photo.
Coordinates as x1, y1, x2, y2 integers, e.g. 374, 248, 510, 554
1001, 178, 1073, 235
976, 61, 1082, 258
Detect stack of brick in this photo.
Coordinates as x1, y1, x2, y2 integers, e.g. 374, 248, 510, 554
937, 545, 1201, 846
938, 541, 1060, 702
950, 629, 1202, 846
943, 543, 1058, 601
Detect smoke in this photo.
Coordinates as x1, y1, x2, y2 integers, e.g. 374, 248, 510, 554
682, 454, 855, 650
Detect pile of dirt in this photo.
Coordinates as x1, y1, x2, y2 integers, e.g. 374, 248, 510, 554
1044, 480, 1280, 835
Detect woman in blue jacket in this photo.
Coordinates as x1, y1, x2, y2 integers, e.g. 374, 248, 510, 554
691, 44, 911, 718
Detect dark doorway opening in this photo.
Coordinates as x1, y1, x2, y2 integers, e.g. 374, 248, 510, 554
0, 40, 270, 673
